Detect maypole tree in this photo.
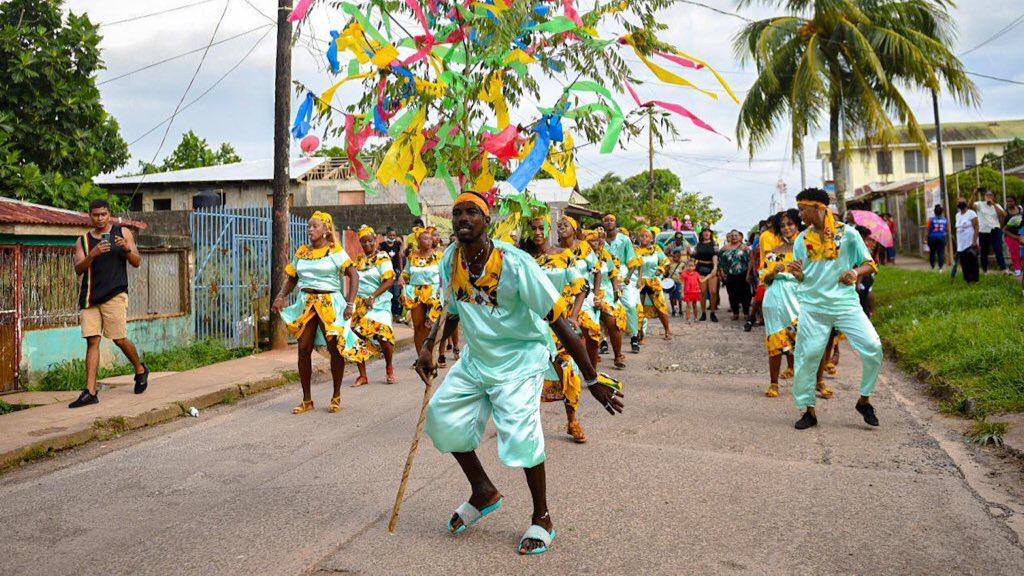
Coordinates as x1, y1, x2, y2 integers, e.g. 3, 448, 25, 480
286, 0, 738, 223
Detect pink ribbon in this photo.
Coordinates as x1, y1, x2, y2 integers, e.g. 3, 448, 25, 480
345, 114, 374, 181
287, 0, 315, 22
625, 82, 726, 139
481, 125, 522, 163
653, 50, 704, 70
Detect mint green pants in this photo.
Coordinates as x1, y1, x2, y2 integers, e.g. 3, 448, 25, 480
621, 284, 641, 337
792, 307, 883, 409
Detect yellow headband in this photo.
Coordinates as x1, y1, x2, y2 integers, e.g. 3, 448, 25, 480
583, 229, 600, 241
797, 200, 828, 210
602, 214, 617, 223
358, 225, 375, 239
311, 211, 334, 229
562, 216, 579, 231
454, 192, 490, 216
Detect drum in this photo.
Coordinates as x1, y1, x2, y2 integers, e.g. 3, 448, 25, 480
660, 278, 675, 290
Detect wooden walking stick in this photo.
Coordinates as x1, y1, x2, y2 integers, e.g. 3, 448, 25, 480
388, 303, 449, 533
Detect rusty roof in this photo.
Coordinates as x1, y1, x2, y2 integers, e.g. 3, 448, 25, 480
0, 196, 146, 229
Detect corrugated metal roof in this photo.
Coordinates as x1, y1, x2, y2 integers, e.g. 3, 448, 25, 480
0, 196, 146, 229
817, 118, 1024, 156
93, 157, 328, 186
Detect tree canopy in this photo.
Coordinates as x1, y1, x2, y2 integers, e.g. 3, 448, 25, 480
583, 169, 722, 229
137, 130, 242, 174
0, 0, 129, 211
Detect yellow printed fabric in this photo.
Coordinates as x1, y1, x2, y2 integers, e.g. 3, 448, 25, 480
402, 251, 443, 322
479, 72, 510, 129
342, 251, 396, 362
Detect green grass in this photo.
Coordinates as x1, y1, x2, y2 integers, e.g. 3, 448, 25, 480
968, 417, 1009, 447
873, 268, 1024, 414
0, 399, 13, 415
30, 340, 254, 392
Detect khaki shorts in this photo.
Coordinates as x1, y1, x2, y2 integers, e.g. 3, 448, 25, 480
81, 292, 129, 340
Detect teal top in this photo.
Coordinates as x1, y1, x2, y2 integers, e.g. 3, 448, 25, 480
794, 224, 875, 312
440, 241, 560, 385
404, 251, 442, 287
606, 233, 636, 276
355, 251, 395, 311
285, 244, 352, 294
596, 249, 621, 296
636, 245, 668, 280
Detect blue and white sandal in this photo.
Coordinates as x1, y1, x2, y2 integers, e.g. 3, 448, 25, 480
518, 524, 556, 555
447, 498, 504, 534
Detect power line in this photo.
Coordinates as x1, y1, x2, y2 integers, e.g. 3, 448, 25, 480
99, 0, 218, 27
966, 70, 1024, 86
130, 0, 232, 201
959, 11, 1024, 56
674, 0, 752, 22
98, 23, 273, 86
128, 25, 274, 146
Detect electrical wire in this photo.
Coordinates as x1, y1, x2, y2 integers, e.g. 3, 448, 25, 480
99, 0, 218, 27
966, 70, 1024, 86
129, 0, 232, 202
959, 11, 1024, 56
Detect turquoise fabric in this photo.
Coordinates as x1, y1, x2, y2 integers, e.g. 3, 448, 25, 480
426, 369, 545, 468
605, 233, 636, 277
356, 252, 394, 310
606, 234, 639, 335
792, 307, 882, 409
290, 249, 351, 293
793, 225, 874, 312
637, 246, 667, 280
439, 241, 559, 385
762, 249, 800, 350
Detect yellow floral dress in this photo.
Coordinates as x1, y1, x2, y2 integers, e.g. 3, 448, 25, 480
280, 243, 353, 347
536, 248, 586, 409
634, 245, 670, 318
401, 250, 442, 323
342, 251, 397, 363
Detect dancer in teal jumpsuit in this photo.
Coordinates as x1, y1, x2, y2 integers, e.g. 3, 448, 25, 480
790, 188, 882, 430
418, 192, 623, 556
602, 214, 642, 352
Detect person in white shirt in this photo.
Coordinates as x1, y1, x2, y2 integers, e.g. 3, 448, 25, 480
973, 187, 1008, 273
956, 197, 981, 283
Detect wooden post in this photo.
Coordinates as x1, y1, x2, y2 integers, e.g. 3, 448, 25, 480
270, 0, 293, 349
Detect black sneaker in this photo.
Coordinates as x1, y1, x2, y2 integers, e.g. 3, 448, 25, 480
134, 363, 150, 394
630, 336, 641, 354
710, 313, 718, 323
699, 313, 707, 322
794, 411, 817, 430
599, 340, 609, 355
856, 402, 879, 426
743, 320, 754, 332
69, 390, 99, 409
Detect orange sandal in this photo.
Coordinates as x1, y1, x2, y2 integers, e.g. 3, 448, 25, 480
816, 383, 834, 399
328, 396, 342, 413
567, 421, 588, 444
292, 400, 314, 414
765, 384, 780, 398
780, 368, 794, 380
385, 367, 396, 385
351, 376, 369, 387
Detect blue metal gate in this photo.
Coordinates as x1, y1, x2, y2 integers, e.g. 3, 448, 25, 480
190, 207, 309, 347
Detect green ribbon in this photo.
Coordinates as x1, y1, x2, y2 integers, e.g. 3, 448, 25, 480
435, 153, 460, 200
531, 16, 579, 34
340, 2, 388, 46
388, 105, 419, 139
405, 185, 422, 216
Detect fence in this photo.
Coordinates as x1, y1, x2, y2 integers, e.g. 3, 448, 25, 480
190, 207, 309, 348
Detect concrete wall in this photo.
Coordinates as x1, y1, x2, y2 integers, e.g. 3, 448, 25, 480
20, 314, 193, 383
292, 205, 418, 235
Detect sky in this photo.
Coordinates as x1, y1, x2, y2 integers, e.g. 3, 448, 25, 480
66, 0, 1024, 233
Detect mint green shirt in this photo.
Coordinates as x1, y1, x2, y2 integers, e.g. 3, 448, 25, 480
440, 241, 560, 385
606, 233, 636, 276
793, 224, 874, 312
638, 246, 667, 280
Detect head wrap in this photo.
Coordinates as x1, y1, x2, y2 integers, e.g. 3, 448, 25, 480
583, 229, 600, 241
562, 215, 579, 231
602, 214, 617, 223
358, 225, 375, 239
454, 191, 490, 216
311, 211, 334, 229
797, 200, 839, 260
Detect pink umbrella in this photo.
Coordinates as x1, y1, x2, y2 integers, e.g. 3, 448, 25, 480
848, 210, 894, 248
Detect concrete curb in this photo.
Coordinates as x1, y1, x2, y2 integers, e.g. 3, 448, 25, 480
0, 334, 416, 473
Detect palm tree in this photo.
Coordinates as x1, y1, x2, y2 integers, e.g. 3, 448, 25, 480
734, 0, 978, 212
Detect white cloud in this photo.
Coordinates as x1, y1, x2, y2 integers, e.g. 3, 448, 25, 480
69, 0, 1024, 232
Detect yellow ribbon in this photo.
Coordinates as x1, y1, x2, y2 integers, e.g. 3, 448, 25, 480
622, 35, 718, 100
542, 132, 577, 188
376, 107, 428, 188
479, 72, 510, 129
319, 72, 373, 114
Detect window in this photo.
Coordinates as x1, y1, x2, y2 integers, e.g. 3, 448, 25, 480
876, 151, 893, 175
952, 147, 977, 172
127, 251, 187, 318
337, 190, 366, 206
904, 150, 929, 173
20, 246, 79, 328
152, 198, 172, 211
130, 195, 143, 212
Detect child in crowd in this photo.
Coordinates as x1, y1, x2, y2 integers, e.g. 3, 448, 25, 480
856, 225, 877, 317
665, 249, 686, 315
680, 259, 701, 322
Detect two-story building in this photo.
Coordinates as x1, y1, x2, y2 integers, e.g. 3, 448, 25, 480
817, 118, 1024, 200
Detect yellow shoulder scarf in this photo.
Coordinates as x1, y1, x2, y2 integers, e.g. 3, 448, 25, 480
798, 201, 840, 261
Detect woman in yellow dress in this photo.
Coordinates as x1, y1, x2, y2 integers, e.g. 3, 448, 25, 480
632, 227, 672, 340
272, 211, 359, 414
401, 227, 443, 363
528, 215, 589, 443
559, 218, 603, 368
588, 227, 628, 369
344, 226, 398, 386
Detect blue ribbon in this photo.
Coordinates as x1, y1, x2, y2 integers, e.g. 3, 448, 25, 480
327, 31, 341, 74
508, 114, 563, 191
291, 92, 315, 139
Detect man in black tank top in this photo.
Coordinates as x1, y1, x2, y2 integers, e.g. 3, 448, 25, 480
68, 200, 149, 408
380, 227, 405, 318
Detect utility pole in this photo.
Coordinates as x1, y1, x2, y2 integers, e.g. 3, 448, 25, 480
798, 145, 807, 191
647, 105, 655, 207
270, 0, 293, 349
931, 88, 947, 208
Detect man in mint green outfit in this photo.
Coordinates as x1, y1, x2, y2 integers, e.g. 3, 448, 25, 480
602, 214, 642, 353
790, 188, 882, 430
418, 191, 623, 555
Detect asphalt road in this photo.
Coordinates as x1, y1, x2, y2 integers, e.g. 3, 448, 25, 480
2, 314, 1023, 576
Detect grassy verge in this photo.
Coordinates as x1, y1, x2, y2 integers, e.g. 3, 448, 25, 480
30, 340, 255, 392
872, 267, 1024, 414
0, 399, 13, 415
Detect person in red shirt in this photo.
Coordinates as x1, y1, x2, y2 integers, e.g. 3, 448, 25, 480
680, 259, 701, 322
